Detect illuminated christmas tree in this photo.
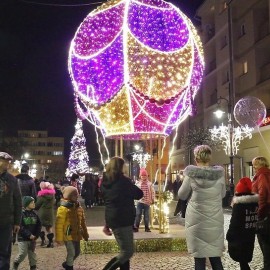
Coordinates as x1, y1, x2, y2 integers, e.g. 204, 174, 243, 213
66, 119, 90, 176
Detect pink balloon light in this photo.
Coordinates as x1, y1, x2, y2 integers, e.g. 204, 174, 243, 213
69, 0, 204, 139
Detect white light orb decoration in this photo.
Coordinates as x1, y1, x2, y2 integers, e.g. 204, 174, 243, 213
234, 96, 266, 128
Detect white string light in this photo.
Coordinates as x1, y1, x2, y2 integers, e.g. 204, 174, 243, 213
210, 124, 253, 155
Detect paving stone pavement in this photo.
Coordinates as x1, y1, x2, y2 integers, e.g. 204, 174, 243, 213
10, 206, 263, 270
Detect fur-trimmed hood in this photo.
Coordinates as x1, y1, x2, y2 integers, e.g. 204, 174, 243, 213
232, 193, 259, 205
37, 189, 55, 197
184, 165, 224, 188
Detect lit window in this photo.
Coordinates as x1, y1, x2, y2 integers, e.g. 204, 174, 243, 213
243, 61, 248, 74
53, 151, 63, 156
220, 1, 227, 12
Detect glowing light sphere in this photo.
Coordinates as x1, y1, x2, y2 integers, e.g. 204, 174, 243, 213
69, 0, 204, 139
234, 96, 266, 128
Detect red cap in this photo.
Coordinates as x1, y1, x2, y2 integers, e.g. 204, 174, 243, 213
235, 177, 252, 194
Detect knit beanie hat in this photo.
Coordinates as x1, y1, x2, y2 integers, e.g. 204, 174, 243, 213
22, 196, 35, 208
61, 186, 78, 200
235, 177, 252, 194
40, 181, 54, 190
139, 168, 148, 177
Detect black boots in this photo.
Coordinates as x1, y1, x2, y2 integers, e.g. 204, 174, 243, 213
62, 262, 74, 270
103, 257, 130, 270
40, 231, 46, 246
46, 233, 54, 248
120, 260, 130, 270
102, 257, 120, 270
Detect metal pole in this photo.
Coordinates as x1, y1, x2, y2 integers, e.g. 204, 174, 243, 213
227, 0, 235, 195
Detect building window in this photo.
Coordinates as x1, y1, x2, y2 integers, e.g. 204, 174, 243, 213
220, 35, 227, 49
240, 24, 246, 37
222, 70, 229, 84
219, 1, 227, 13
53, 151, 63, 156
243, 61, 248, 74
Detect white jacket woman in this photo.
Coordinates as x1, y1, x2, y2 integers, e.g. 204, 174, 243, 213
178, 145, 226, 270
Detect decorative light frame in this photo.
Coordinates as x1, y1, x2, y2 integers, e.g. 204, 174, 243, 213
132, 151, 151, 168
68, 0, 204, 139
210, 123, 253, 155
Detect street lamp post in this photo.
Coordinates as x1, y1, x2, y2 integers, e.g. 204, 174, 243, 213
214, 97, 234, 194
211, 96, 253, 195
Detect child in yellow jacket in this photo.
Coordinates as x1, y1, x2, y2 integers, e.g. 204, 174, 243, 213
55, 186, 89, 270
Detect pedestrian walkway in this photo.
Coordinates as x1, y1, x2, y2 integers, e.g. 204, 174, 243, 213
10, 203, 263, 269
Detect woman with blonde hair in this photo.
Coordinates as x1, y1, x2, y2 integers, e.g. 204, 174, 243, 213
178, 145, 226, 270
252, 156, 270, 269
101, 157, 143, 270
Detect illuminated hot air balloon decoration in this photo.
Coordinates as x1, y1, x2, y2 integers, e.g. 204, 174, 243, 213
69, 0, 204, 140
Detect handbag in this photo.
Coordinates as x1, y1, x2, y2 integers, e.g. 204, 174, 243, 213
256, 216, 270, 236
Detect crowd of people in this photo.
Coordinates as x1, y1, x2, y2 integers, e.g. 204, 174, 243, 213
0, 147, 269, 270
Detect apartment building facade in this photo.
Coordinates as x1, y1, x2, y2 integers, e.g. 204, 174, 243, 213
3, 130, 65, 180
170, 0, 270, 188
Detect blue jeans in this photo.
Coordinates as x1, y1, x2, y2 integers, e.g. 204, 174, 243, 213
0, 224, 13, 270
65, 241, 80, 266
195, 257, 224, 270
112, 226, 134, 264
134, 202, 150, 229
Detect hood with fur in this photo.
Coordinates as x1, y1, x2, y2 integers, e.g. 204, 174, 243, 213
232, 193, 259, 205
184, 165, 224, 188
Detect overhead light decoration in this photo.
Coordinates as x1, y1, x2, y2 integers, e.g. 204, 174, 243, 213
69, 0, 204, 139
132, 152, 151, 168
210, 124, 253, 155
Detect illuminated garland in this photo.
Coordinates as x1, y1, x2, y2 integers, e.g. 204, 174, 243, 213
69, 0, 204, 139
210, 124, 253, 155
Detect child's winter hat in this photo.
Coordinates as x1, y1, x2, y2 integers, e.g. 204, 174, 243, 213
139, 168, 148, 177
235, 177, 252, 194
61, 186, 78, 200
40, 181, 54, 190
22, 196, 35, 208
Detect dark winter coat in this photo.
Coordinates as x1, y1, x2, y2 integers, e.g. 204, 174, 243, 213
18, 209, 41, 242
35, 189, 55, 227
0, 171, 22, 226
226, 193, 259, 263
101, 173, 143, 229
81, 180, 94, 201
16, 173, 37, 199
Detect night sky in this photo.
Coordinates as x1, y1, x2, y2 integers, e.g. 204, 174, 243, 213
0, 0, 204, 164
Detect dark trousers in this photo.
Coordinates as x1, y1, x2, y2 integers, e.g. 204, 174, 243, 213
174, 199, 187, 218
239, 261, 251, 270
112, 226, 134, 265
0, 224, 13, 270
194, 257, 224, 270
257, 233, 270, 269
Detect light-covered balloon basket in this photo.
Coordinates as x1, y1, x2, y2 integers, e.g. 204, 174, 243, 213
68, 0, 204, 233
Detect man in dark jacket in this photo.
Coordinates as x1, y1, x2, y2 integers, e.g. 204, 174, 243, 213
16, 163, 37, 200
0, 151, 22, 270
